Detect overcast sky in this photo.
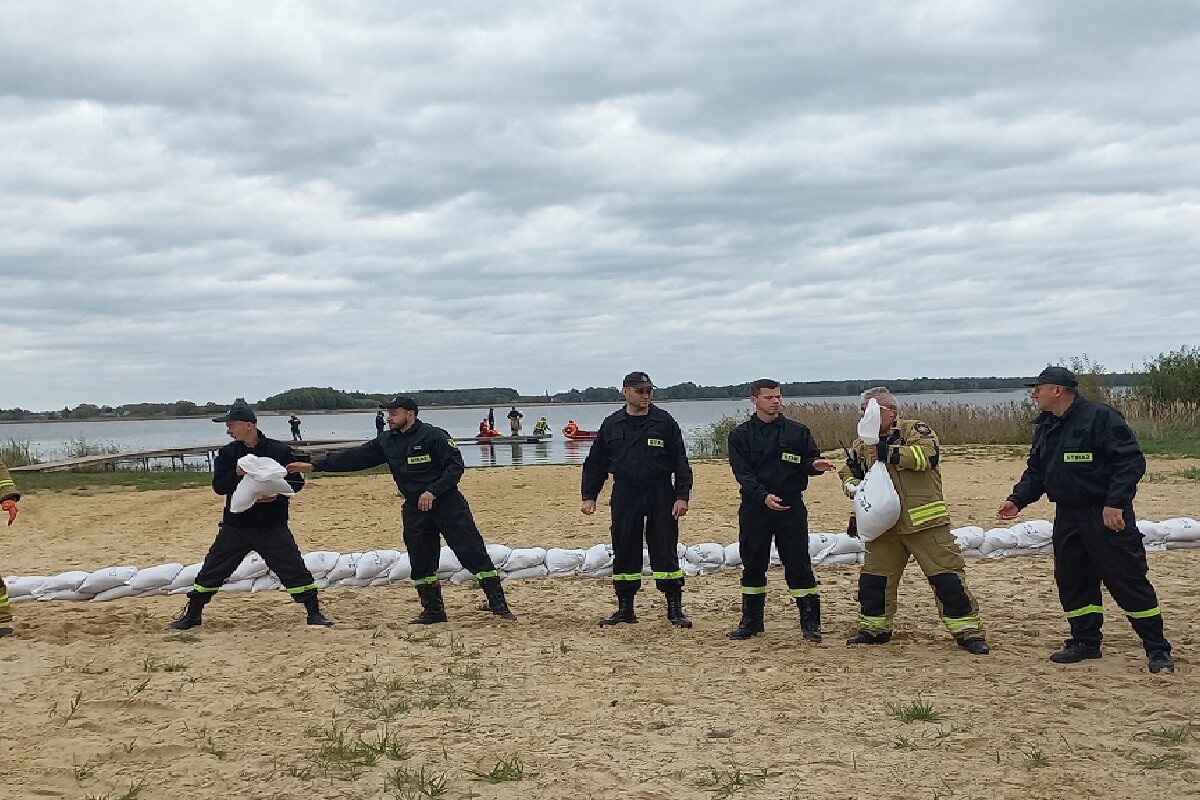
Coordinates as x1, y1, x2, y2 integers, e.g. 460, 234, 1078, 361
2, 1, 1198, 410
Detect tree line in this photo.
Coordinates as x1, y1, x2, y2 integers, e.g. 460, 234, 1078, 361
4, 346, 1195, 420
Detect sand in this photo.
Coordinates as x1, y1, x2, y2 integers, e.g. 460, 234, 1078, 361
2, 449, 1198, 799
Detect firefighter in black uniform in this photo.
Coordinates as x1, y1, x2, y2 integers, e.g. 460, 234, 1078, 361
288, 395, 516, 624
726, 379, 836, 641
998, 367, 1174, 673
581, 371, 694, 628
169, 400, 333, 630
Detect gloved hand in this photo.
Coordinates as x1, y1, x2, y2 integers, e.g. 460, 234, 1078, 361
1, 499, 16, 526
846, 513, 859, 538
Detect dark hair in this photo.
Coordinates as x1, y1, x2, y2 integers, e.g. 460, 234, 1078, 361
749, 378, 780, 396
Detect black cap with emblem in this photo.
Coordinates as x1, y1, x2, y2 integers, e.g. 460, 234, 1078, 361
1023, 366, 1078, 388
622, 371, 655, 389
380, 395, 419, 413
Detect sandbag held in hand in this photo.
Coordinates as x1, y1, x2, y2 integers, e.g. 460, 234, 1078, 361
230, 454, 295, 513
853, 461, 901, 542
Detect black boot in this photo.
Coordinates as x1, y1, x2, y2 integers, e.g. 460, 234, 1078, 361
411, 582, 448, 625
0, 626, 12, 638
302, 594, 334, 627
796, 594, 821, 643
167, 596, 206, 631
665, 591, 692, 628
480, 576, 517, 621
957, 637, 990, 655
1147, 650, 1175, 674
727, 593, 766, 640
1049, 640, 1102, 663
599, 594, 638, 627
846, 630, 892, 645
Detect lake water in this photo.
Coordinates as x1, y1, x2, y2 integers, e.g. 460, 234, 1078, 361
2, 391, 1030, 468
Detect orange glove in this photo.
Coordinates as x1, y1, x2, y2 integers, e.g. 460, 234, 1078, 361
1, 499, 16, 526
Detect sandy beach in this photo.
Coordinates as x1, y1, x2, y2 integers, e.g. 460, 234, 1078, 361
2, 449, 1198, 799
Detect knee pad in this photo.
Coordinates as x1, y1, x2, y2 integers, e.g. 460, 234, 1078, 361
857, 573, 888, 617
928, 572, 972, 618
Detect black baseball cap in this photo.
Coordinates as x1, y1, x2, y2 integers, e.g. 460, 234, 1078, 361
213, 400, 257, 423
1023, 366, 1078, 388
380, 395, 419, 412
622, 371, 655, 389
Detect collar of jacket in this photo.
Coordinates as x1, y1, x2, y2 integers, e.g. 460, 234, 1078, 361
619, 404, 665, 422
1034, 394, 1085, 427
389, 420, 426, 438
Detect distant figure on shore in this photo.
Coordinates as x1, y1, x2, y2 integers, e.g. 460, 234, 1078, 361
507, 406, 524, 435
0, 454, 23, 637
375, 410, 386, 435
533, 416, 549, 437
478, 419, 500, 437
288, 412, 302, 442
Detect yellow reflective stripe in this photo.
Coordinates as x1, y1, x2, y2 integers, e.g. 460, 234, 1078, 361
411, 575, 438, 585
741, 586, 767, 595
789, 587, 819, 598
857, 613, 892, 632
0, 479, 15, 487
909, 445, 928, 471
285, 582, 318, 594
192, 584, 220, 593
652, 570, 684, 580
612, 573, 642, 582
1064, 604, 1104, 618
942, 615, 982, 634
475, 569, 499, 580
1123, 606, 1161, 619
0, 593, 10, 608
908, 501, 948, 525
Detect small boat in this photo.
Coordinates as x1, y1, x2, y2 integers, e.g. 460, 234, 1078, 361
562, 427, 598, 441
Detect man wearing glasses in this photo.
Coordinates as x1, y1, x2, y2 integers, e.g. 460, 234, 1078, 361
581, 371, 694, 628
839, 387, 989, 654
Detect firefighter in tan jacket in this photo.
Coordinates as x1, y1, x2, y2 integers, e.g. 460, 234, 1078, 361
0, 456, 20, 637
839, 388, 988, 655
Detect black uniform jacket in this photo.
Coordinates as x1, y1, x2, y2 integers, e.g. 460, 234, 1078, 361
728, 414, 824, 505
212, 434, 304, 527
314, 421, 465, 501
581, 404, 693, 501
1009, 396, 1146, 510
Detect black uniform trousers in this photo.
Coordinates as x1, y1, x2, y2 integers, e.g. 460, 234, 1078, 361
402, 490, 497, 584
737, 498, 817, 595
609, 480, 683, 596
190, 522, 317, 604
1053, 504, 1170, 654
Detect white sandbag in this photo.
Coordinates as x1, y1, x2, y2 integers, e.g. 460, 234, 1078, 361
130, 563, 184, 590
4, 576, 45, 599
387, 553, 412, 583
1137, 520, 1168, 544
229, 454, 295, 513
853, 461, 902, 541
685, 543, 726, 569
681, 560, 701, 577
952, 526, 986, 550
251, 574, 281, 593
135, 585, 170, 597
78, 566, 138, 595
769, 544, 781, 566
960, 548, 984, 558
979, 527, 1018, 555
486, 543, 513, 568
724, 542, 741, 567
228, 554, 269, 582
580, 543, 614, 577
369, 575, 392, 586
857, 398, 883, 445
545, 548, 586, 576
355, 549, 401, 581
1145, 541, 1168, 553
332, 577, 372, 588
449, 568, 475, 583
504, 564, 549, 581
1161, 517, 1200, 542
438, 547, 463, 574
676, 542, 687, 559
326, 553, 361, 582
304, 551, 341, 579
222, 578, 255, 593
167, 563, 202, 591
504, 547, 546, 571
91, 585, 141, 601
315, 577, 331, 590
823, 552, 863, 566
1165, 539, 1200, 549
808, 534, 836, 560
828, 534, 865, 556
1010, 520, 1053, 549
37, 590, 92, 601
36, 570, 90, 594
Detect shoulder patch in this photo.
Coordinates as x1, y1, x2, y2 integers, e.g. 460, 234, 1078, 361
447, 439, 458, 449
913, 423, 934, 437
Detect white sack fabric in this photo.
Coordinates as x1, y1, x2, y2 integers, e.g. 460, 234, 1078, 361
853, 461, 901, 541
229, 455, 295, 513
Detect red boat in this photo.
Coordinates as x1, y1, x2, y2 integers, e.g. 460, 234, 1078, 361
562, 422, 598, 441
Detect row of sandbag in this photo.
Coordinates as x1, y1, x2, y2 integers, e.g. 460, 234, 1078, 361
7, 518, 1198, 603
